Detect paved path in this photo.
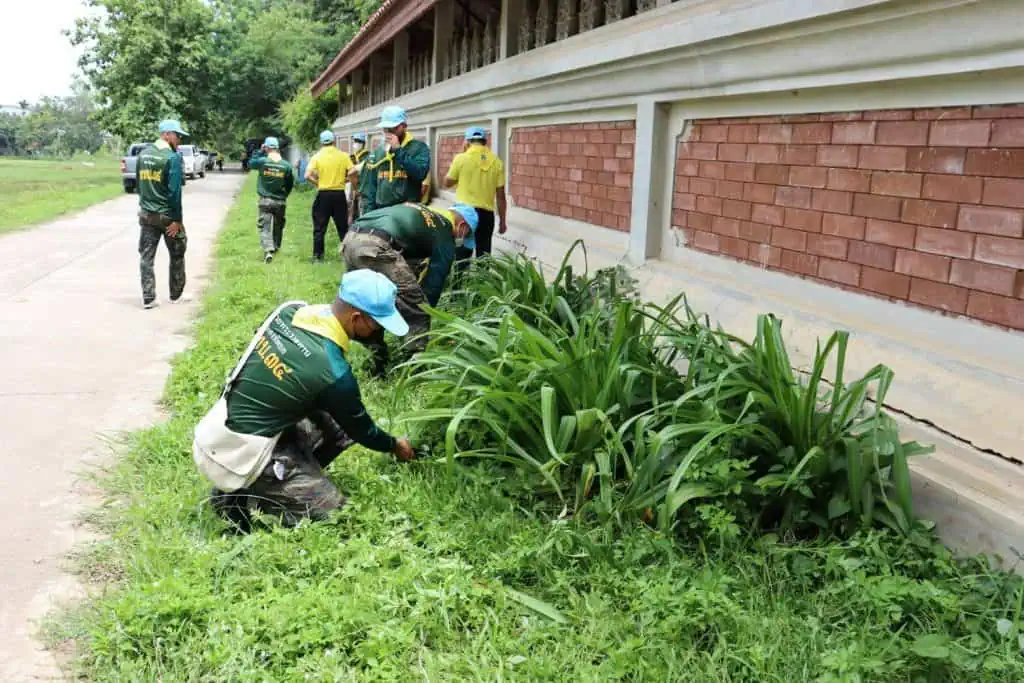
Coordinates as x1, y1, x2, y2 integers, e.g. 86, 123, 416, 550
0, 171, 245, 680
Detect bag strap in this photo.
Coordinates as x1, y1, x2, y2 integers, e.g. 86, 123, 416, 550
223, 300, 308, 396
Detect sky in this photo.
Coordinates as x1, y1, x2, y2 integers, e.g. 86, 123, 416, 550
0, 0, 99, 105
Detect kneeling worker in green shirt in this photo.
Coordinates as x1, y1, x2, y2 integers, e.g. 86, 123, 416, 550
193, 269, 416, 532
249, 136, 295, 263
342, 202, 478, 376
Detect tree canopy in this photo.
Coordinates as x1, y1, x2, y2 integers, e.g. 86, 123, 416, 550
0, 79, 107, 156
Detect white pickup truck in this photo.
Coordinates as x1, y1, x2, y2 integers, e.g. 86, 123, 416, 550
120, 142, 147, 193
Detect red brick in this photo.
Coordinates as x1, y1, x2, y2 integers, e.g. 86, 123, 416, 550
922, 174, 983, 203
909, 278, 969, 313
811, 189, 853, 214
902, 199, 959, 229
680, 141, 718, 160
740, 221, 772, 243
864, 109, 915, 121
957, 206, 1024, 237
930, 120, 991, 147
860, 146, 907, 171
990, 120, 1024, 146
758, 124, 794, 144
727, 125, 759, 143
1016, 271, 1024, 299
781, 145, 818, 166
690, 177, 716, 196
832, 121, 877, 144
723, 199, 753, 220
821, 112, 864, 122
617, 172, 633, 188
949, 260, 1017, 295
775, 186, 812, 208
678, 159, 700, 176
853, 194, 902, 221
907, 147, 966, 175
754, 164, 791, 185
983, 178, 1024, 208
622, 129, 636, 144
749, 243, 782, 267
747, 144, 783, 164
696, 124, 729, 142
752, 203, 785, 226
876, 121, 930, 146
696, 195, 723, 215
895, 249, 950, 282
712, 216, 742, 237
719, 236, 749, 259
717, 180, 745, 200
781, 250, 819, 276
791, 123, 832, 144
785, 208, 824, 233
974, 235, 1024, 269
724, 163, 756, 182
823, 214, 866, 240
743, 183, 776, 204
866, 219, 917, 248
966, 292, 1024, 330
699, 161, 726, 179
692, 230, 720, 252
849, 241, 897, 269
688, 213, 712, 232
817, 145, 860, 168
789, 166, 828, 188
718, 143, 748, 162
964, 149, 1024, 179
771, 227, 808, 251
818, 258, 861, 286
972, 105, 1024, 119
870, 172, 923, 198
914, 107, 973, 120
827, 168, 872, 193
615, 144, 632, 158
861, 266, 911, 299
915, 226, 975, 258
807, 233, 848, 259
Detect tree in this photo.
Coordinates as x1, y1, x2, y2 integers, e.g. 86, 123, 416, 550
280, 85, 339, 151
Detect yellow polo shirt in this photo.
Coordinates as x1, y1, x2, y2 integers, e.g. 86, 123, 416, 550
446, 143, 505, 212
307, 145, 354, 191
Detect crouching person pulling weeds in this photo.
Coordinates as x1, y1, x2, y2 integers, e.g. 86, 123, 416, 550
193, 270, 416, 531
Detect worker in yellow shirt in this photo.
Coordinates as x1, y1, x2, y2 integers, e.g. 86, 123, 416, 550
304, 130, 355, 263
444, 126, 507, 261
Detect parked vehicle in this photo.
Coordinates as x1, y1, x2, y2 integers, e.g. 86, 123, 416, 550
179, 145, 204, 179
196, 149, 209, 175
200, 148, 215, 170
120, 142, 148, 193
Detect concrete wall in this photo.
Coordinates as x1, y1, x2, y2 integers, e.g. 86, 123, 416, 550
329, 0, 1024, 568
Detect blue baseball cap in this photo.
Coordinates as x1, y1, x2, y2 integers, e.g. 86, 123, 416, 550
158, 119, 189, 136
338, 269, 409, 336
320, 130, 335, 144
450, 203, 480, 250
465, 126, 487, 141
378, 105, 407, 129
263, 136, 280, 149
352, 132, 367, 143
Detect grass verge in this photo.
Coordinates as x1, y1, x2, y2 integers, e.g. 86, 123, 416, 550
0, 157, 123, 233
49, 178, 1024, 681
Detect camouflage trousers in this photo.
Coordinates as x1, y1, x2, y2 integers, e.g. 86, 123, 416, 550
209, 410, 352, 532
341, 231, 430, 375
257, 198, 287, 253
138, 210, 187, 305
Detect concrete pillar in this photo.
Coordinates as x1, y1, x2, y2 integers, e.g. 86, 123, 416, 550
628, 98, 668, 265
425, 125, 437, 187
432, 0, 454, 83
499, 0, 522, 59
393, 31, 409, 98
490, 116, 510, 204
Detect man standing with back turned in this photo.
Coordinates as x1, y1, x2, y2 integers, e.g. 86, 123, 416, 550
305, 130, 354, 263
445, 126, 508, 260
249, 137, 295, 263
137, 119, 189, 309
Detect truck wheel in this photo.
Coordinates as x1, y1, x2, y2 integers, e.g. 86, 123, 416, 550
123, 181, 135, 193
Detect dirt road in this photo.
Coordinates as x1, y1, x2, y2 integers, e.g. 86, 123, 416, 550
0, 171, 245, 680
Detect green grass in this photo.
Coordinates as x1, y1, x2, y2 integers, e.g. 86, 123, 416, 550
0, 156, 123, 233
48, 178, 1024, 682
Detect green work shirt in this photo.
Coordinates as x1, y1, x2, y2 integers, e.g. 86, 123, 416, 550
137, 139, 183, 221
250, 150, 295, 202
352, 203, 457, 305
225, 303, 396, 453
362, 133, 430, 212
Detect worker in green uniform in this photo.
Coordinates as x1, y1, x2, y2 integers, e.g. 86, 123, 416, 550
249, 137, 295, 263
341, 202, 478, 376
193, 269, 416, 532
136, 119, 189, 309
349, 106, 431, 219
349, 132, 369, 168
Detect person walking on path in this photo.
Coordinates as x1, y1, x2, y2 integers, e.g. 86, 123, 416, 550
249, 137, 295, 263
304, 130, 354, 263
341, 202, 477, 376
193, 269, 417, 532
445, 126, 508, 262
136, 119, 189, 309
349, 106, 431, 220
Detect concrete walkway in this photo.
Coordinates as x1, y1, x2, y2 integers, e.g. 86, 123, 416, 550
0, 171, 245, 680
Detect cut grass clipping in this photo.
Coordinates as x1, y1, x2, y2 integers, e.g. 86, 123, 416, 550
51, 179, 1024, 681
0, 157, 123, 233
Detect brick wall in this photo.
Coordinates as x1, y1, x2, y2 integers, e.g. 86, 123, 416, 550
435, 133, 473, 181
509, 122, 635, 232
673, 105, 1024, 331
